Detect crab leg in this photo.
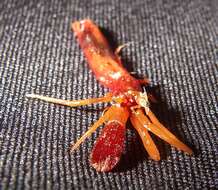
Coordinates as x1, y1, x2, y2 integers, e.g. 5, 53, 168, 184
146, 110, 193, 154
130, 115, 160, 161
26, 93, 113, 107
131, 109, 193, 154
70, 105, 117, 152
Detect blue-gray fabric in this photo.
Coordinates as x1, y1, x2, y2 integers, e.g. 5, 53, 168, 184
0, 0, 217, 189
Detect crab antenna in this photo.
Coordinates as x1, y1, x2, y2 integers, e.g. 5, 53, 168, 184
26, 93, 113, 107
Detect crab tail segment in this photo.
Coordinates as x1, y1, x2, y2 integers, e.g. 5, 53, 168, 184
130, 115, 160, 161
90, 106, 129, 172
131, 109, 193, 155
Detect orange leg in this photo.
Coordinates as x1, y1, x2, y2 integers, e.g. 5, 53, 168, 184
130, 115, 160, 161
69, 106, 113, 152
146, 111, 193, 154
131, 109, 193, 155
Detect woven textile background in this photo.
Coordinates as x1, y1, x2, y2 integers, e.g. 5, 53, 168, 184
0, 0, 217, 189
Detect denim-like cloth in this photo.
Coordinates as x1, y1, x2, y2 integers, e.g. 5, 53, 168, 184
0, 0, 217, 189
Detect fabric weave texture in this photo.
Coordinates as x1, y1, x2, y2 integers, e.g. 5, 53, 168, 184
0, 0, 217, 189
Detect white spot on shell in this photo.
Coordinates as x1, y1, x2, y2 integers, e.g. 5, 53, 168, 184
99, 76, 106, 82
110, 72, 122, 80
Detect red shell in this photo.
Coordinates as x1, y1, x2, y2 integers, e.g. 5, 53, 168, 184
90, 121, 126, 172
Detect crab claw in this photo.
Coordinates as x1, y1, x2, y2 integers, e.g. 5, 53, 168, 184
90, 121, 126, 172
90, 106, 129, 172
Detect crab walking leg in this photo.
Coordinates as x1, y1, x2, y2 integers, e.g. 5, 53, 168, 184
130, 115, 160, 161
26, 93, 113, 107
131, 109, 193, 154
147, 111, 188, 141
146, 110, 193, 154
69, 106, 115, 152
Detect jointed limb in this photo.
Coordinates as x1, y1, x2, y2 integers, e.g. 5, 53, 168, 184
146, 110, 193, 154
69, 105, 115, 152
130, 115, 160, 161
26, 93, 113, 107
115, 42, 133, 55
131, 109, 193, 155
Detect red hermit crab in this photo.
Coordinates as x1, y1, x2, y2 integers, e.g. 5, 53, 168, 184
27, 19, 192, 172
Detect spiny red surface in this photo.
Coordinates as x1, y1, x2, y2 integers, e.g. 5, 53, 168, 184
90, 121, 126, 172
